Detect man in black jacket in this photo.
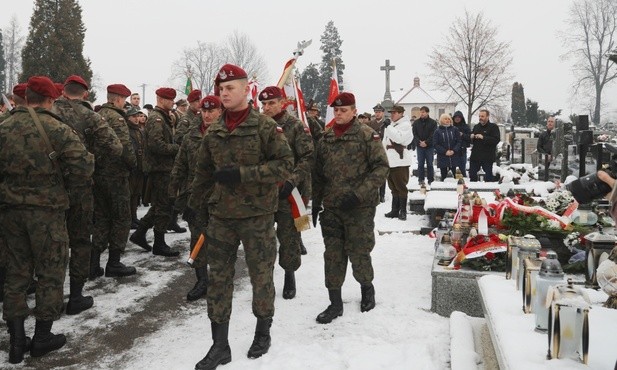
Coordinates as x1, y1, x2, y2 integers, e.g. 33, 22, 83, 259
537, 116, 555, 162
412, 106, 437, 184
469, 109, 500, 182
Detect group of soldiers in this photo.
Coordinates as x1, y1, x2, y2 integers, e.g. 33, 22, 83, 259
0, 63, 390, 370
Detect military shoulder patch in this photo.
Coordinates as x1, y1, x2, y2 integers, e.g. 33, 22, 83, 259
276, 126, 284, 133
372, 133, 381, 141
156, 118, 162, 122
303, 127, 310, 134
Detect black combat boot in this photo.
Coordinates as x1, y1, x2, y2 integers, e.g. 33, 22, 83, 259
299, 239, 307, 255
398, 197, 407, 221
247, 317, 272, 359
30, 320, 66, 358
167, 211, 187, 233
316, 289, 344, 324
384, 197, 400, 218
195, 321, 232, 370
129, 224, 152, 251
187, 266, 208, 301
7, 318, 31, 364
89, 250, 104, 280
282, 270, 296, 299
0, 266, 5, 302
65, 279, 94, 315
152, 231, 180, 257
105, 250, 137, 277
360, 283, 376, 312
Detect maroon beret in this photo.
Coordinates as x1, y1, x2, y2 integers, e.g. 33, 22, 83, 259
215, 64, 248, 85
64, 75, 89, 89
258, 86, 283, 101
187, 89, 202, 103
329, 92, 356, 107
200, 95, 222, 110
27, 76, 61, 99
12, 83, 27, 99
54, 83, 64, 96
107, 84, 132, 97
156, 87, 176, 100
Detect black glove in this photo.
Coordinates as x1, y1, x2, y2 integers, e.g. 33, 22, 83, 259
312, 202, 322, 227
182, 206, 196, 225
382, 119, 391, 129
339, 192, 360, 211
214, 167, 241, 185
279, 181, 294, 199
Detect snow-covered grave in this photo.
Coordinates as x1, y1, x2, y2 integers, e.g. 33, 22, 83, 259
478, 275, 617, 369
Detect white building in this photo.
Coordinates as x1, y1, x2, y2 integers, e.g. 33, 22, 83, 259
391, 77, 458, 121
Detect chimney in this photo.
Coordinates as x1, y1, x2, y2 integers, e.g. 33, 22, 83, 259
413, 77, 420, 88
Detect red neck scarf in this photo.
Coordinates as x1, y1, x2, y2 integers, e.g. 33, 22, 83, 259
225, 107, 250, 132
333, 120, 354, 138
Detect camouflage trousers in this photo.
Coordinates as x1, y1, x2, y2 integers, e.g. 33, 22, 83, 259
129, 170, 144, 221
275, 200, 301, 271
206, 214, 277, 323
319, 207, 376, 289
0, 209, 68, 321
67, 189, 94, 285
140, 172, 173, 233
188, 213, 207, 269
92, 175, 131, 253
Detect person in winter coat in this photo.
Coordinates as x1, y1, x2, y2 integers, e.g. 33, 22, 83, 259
469, 109, 500, 182
411, 106, 437, 184
452, 111, 471, 177
382, 105, 413, 220
434, 114, 461, 180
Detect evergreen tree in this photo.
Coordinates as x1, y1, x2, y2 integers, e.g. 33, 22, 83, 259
510, 82, 526, 126
0, 31, 6, 93
525, 98, 539, 125
299, 63, 320, 109
316, 21, 344, 109
21, 0, 95, 100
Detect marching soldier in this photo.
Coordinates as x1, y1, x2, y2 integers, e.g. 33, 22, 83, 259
259, 86, 314, 299
170, 95, 222, 302
313, 92, 389, 324
0, 76, 94, 363
52, 75, 123, 313
130, 87, 182, 257
190, 64, 293, 369
91, 84, 138, 278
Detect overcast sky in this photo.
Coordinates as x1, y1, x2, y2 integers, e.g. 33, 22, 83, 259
2, 0, 614, 122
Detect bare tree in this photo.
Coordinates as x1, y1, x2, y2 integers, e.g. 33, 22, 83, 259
224, 30, 268, 83
428, 10, 513, 124
171, 41, 228, 94
562, 0, 617, 124
3, 15, 24, 89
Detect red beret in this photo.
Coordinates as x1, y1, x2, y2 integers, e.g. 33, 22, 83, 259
200, 95, 222, 110
156, 87, 176, 100
107, 84, 132, 97
258, 86, 283, 101
215, 64, 247, 85
187, 89, 202, 103
54, 83, 64, 96
12, 83, 27, 99
64, 75, 89, 89
27, 76, 61, 99
330, 92, 356, 107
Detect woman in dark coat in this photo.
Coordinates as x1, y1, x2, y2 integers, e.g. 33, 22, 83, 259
452, 111, 471, 177
433, 113, 461, 180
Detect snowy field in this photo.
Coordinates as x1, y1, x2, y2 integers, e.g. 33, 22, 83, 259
0, 200, 451, 370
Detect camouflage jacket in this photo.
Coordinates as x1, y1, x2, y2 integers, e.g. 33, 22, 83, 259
174, 108, 201, 144
52, 97, 123, 161
0, 107, 94, 210
314, 118, 389, 209
145, 107, 179, 173
169, 124, 203, 198
189, 108, 293, 218
0, 110, 10, 124
97, 103, 137, 177
307, 116, 325, 141
275, 112, 314, 197
128, 121, 146, 173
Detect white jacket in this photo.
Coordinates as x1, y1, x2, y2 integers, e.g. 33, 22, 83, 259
382, 117, 413, 168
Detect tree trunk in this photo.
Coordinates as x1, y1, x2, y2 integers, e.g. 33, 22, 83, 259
594, 86, 602, 124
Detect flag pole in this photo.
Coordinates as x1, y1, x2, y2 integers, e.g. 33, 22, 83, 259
276, 39, 312, 88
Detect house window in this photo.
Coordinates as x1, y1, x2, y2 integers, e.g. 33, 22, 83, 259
438, 108, 445, 117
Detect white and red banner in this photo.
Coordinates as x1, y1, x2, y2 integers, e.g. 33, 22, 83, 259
325, 61, 339, 129
248, 77, 259, 109
288, 187, 310, 231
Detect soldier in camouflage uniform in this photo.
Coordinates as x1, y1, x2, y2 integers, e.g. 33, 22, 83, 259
130, 87, 181, 257
91, 84, 138, 279
190, 64, 293, 370
52, 75, 123, 314
313, 92, 389, 324
170, 95, 221, 302
0, 76, 94, 363
126, 107, 146, 229
259, 86, 314, 300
